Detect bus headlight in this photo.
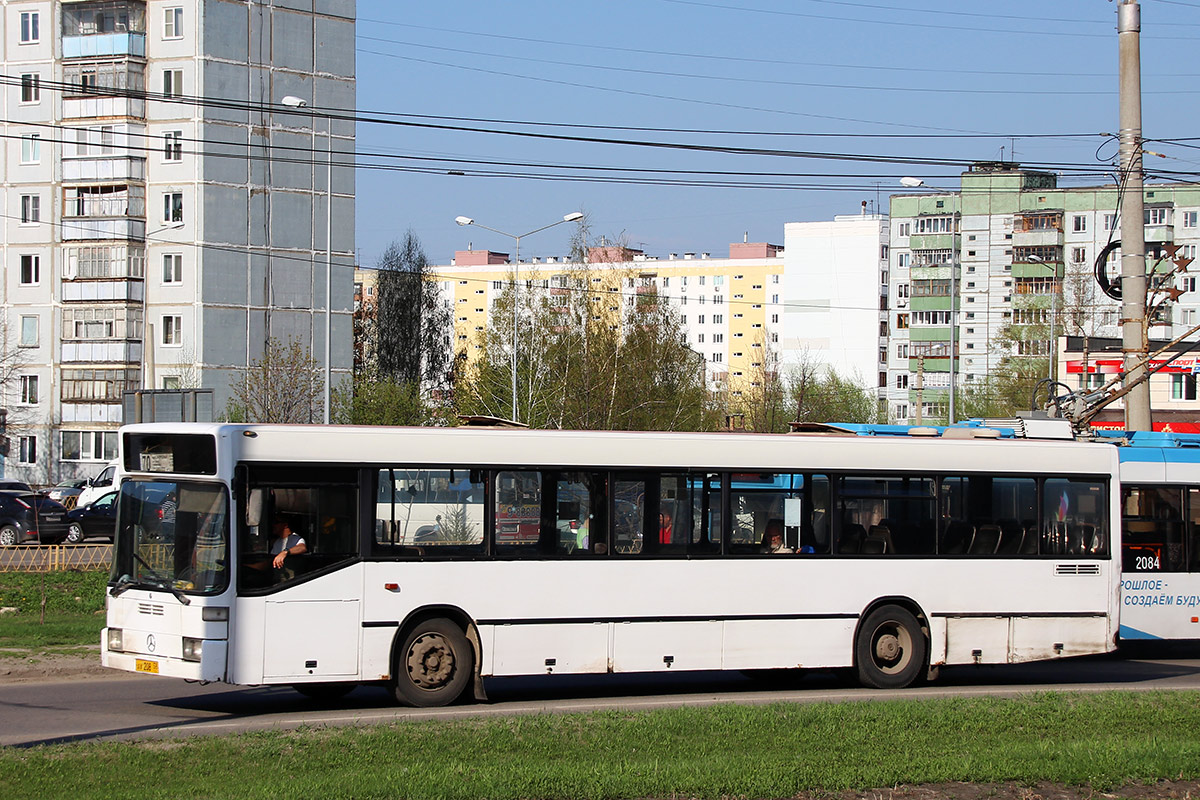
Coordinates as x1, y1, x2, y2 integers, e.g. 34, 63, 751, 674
182, 637, 203, 662
107, 628, 124, 653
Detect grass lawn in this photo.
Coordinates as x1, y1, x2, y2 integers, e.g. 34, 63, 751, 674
2, 691, 1199, 799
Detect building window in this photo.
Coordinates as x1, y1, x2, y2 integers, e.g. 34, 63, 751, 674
19, 316, 38, 347
20, 133, 40, 164
713, 334, 724, 343
898, 222, 911, 237
163, 315, 183, 346
163, 69, 184, 98
697, 333, 704, 344
711, 353, 722, 363
896, 313, 909, 330
19, 375, 38, 405
164, 7, 184, 38
20, 73, 40, 103
1185, 211, 1198, 229
164, 192, 184, 223
1172, 374, 1198, 401
61, 431, 118, 461
19, 11, 39, 43
19, 255, 39, 285
770, 294, 779, 304
1145, 207, 1169, 226
164, 130, 183, 161
18, 436, 37, 466
20, 195, 39, 225
896, 374, 909, 389
1072, 214, 1087, 233
162, 253, 183, 284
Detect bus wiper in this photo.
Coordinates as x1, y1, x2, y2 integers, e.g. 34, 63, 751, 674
132, 552, 191, 605
109, 576, 137, 597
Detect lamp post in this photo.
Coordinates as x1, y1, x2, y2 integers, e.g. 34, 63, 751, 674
900, 177, 958, 423
282, 95, 333, 424
455, 212, 585, 422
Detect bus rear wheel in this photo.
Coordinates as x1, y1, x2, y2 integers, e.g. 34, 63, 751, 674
393, 617, 474, 707
855, 604, 927, 689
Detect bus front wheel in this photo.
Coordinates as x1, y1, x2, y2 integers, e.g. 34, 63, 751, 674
393, 617, 474, 707
855, 604, 927, 689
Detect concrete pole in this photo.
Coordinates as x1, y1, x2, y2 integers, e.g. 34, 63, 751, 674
1119, 0, 1152, 430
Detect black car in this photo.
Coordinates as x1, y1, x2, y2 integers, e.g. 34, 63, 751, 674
65, 490, 118, 544
0, 480, 34, 492
0, 491, 70, 546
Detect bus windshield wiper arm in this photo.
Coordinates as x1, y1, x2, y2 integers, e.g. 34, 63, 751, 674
109, 576, 137, 597
132, 552, 191, 605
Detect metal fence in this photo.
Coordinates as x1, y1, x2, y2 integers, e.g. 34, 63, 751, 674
0, 544, 112, 572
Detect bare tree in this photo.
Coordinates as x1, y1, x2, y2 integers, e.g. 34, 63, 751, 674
225, 337, 322, 423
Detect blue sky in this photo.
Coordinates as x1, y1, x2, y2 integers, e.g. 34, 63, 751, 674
353, 0, 1200, 268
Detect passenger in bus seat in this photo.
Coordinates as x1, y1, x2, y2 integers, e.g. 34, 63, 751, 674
762, 519, 792, 554
658, 509, 673, 545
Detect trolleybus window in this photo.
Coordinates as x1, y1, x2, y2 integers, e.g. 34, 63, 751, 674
1043, 477, 1107, 555
940, 476, 1038, 556
1121, 486, 1184, 572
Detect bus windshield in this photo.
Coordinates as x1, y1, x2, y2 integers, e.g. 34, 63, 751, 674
111, 480, 230, 595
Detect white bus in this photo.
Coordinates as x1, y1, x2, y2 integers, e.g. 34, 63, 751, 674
102, 423, 1121, 706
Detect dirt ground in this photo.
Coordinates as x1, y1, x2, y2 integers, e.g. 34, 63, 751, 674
0, 646, 110, 683
1, 654, 1196, 800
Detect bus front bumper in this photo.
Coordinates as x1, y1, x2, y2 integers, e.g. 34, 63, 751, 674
102, 632, 227, 682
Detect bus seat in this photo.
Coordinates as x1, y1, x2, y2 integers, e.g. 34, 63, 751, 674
969, 524, 1001, 555
1019, 524, 1038, 554
838, 524, 866, 554
860, 536, 888, 555
867, 524, 895, 554
997, 521, 1024, 555
941, 521, 973, 554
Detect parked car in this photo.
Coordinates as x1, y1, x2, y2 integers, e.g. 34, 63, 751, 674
0, 491, 70, 546
0, 480, 34, 493
76, 460, 119, 508
65, 490, 119, 544
42, 479, 88, 507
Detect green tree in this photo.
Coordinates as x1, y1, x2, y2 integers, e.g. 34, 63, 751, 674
332, 372, 440, 426
459, 260, 718, 431
784, 354, 879, 426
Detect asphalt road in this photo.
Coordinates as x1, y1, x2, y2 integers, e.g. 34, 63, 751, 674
4, 642, 1200, 748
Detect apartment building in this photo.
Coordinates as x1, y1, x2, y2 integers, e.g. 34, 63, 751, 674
888, 162, 1200, 424
2, 0, 355, 483
781, 211, 889, 404
356, 242, 784, 401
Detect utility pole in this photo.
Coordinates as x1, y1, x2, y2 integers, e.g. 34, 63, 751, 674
1119, 0, 1152, 430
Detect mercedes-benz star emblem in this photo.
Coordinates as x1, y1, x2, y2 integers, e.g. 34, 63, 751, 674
146, 634, 156, 653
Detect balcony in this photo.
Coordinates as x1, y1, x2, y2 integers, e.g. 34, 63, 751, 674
1013, 229, 1064, 248
61, 217, 145, 241
62, 1, 147, 58
61, 339, 143, 364
63, 95, 145, 120
61, 279, 144, 303
63, 32, 146, 58
908, 233, 959, 251
62, 156, 145, 182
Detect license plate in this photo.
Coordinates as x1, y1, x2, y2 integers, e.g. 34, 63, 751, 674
135, 659, 159, 674
44, 515, 61, 522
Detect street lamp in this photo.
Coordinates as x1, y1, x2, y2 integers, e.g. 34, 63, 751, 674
455, 212, 585, 422
282, 95, 333, 424
900, 177, 957, 423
